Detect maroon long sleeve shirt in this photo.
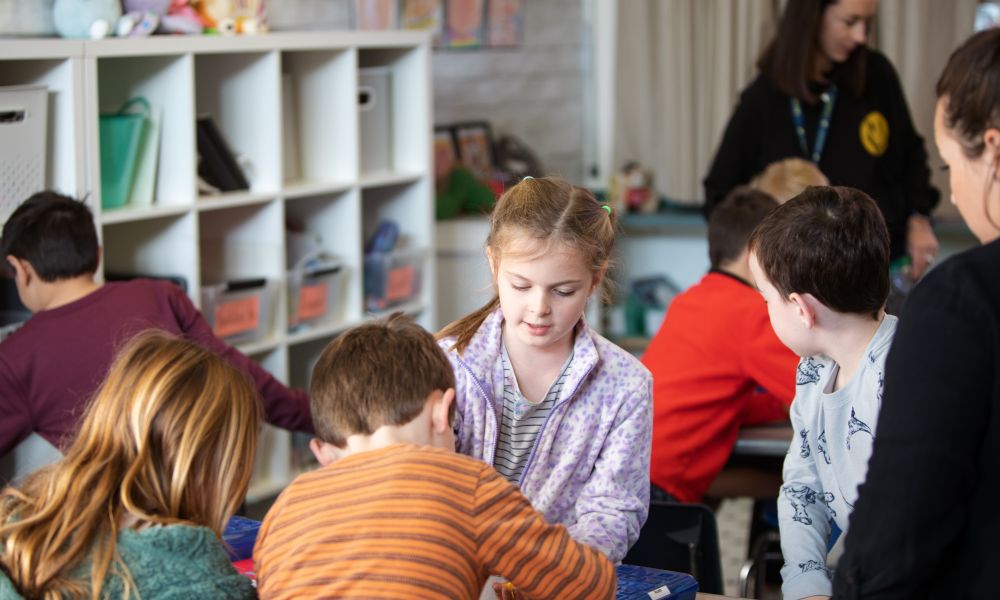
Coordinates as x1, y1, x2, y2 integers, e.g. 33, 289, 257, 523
0, 279, 312, 457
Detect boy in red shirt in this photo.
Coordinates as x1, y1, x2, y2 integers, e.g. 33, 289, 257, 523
643, 187, 797, 502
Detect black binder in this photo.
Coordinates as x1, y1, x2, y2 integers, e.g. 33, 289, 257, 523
196, 114, 250, 191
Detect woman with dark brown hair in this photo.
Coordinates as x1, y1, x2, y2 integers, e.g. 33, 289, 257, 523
834, 27, 1000, 598
704, 0, 941, 281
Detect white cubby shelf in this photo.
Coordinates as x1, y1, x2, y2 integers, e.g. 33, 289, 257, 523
1, 31, 435, 502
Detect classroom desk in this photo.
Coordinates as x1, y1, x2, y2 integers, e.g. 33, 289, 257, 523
733, 423, 793, 458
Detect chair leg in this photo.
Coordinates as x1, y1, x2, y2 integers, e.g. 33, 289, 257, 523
739, 558, 756, 598
740, 529, 782, 598
687, 542, 700, 582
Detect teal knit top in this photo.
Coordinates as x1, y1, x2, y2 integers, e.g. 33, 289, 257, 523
0, 524, 255, 599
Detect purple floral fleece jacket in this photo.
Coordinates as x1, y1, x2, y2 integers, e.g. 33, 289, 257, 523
439, 308, 652, 562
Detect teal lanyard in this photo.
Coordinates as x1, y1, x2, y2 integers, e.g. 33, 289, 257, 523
790, 86, 838, 164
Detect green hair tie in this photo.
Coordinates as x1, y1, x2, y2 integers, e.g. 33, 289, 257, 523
601, 204, 612, 215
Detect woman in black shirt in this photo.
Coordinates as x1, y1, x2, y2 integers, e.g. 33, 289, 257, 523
834, 27, 1000, 599
704, 0, 940, 278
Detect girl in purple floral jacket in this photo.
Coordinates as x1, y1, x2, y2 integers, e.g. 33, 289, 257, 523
437, 177, 652, 563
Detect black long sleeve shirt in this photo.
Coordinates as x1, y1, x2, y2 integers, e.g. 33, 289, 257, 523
833, 237, 1000, 599
703, 50, 939, 260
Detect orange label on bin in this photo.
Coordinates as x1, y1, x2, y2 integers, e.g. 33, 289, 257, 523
297, 283, 329, 321
214, 296, 260, 338
386, 265, 416, 302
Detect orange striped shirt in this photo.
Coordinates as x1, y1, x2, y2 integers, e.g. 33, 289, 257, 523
254, 444, 615, 599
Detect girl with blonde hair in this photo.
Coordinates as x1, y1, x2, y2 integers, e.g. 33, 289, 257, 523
437, 176, 652, 566
0, 331, 261, 599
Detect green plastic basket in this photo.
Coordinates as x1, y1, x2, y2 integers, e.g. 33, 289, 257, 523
99, 97, 150, 210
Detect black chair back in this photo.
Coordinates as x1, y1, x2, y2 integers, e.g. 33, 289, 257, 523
622, 500, 725, 594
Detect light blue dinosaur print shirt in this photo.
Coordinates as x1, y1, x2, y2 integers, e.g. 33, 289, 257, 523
779, 314, 897, 600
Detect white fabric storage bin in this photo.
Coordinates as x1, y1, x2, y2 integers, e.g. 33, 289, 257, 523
358, 67, 391, 174
1, 85, 47, 222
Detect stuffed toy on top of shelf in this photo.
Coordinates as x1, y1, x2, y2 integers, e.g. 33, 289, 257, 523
52, 0, 122, 38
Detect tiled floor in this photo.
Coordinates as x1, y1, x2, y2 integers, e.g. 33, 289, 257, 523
717, 497, 783, 599
716, 497, 754, 597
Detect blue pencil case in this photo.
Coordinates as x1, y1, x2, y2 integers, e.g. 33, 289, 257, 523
223, 516, 262, 561
615, 564, 699, 600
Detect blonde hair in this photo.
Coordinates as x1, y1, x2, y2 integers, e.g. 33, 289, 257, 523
437, 177, 616, 353
751, 157, 829, 204
0, 331, 262, 599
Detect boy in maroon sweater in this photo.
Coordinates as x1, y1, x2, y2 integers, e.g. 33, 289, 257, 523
0, 191, 312, 460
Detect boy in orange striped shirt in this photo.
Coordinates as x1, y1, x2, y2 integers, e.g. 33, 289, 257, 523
253, 313, 616, 600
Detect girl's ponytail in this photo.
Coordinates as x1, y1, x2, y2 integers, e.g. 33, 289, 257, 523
436, 295, 500, 354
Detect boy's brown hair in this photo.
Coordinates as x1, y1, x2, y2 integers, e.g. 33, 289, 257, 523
748, 186, 890, 319
708, 187, 779, 269
309, 313, 456, 444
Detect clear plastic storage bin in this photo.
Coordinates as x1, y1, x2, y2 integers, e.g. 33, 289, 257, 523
364, 247, 426, 311
200, 279, 275, 343
287, 262, 346, 329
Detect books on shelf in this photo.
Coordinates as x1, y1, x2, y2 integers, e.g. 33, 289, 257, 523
99, 97, 160, 210
196, 114, 250, 192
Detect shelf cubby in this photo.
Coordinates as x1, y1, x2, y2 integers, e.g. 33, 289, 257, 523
362, 180, 433, 316
101, 212, 198, 291
281, 48, 357, 186
285, 189, 361, 329
358, 46, 431, 177
0, 56, 84, 203
93, 53, 196, 208
194, 51, 281, 194
198, 201, 285, 284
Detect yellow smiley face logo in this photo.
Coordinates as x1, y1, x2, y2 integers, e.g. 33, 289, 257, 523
860, 111, 889, 156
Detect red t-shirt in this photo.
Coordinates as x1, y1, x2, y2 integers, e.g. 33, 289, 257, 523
642, 271, 797, 502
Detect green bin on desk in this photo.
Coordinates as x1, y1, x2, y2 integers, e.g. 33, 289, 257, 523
99, 97, 150, 210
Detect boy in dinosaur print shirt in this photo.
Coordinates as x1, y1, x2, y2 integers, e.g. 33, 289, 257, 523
747, 187, 897, 600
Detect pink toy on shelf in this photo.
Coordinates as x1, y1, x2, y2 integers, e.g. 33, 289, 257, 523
120, 0, 203, 34
165, 0, 205, 33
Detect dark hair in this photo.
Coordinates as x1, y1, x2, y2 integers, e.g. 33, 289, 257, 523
758, 0, 868, 103
936, 28, 1000, 162
1, 191, 99, 281
310, 313, 456, 444
748, 186, 889, 319
436, 176, 616, 353
708, 187, 779, 269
